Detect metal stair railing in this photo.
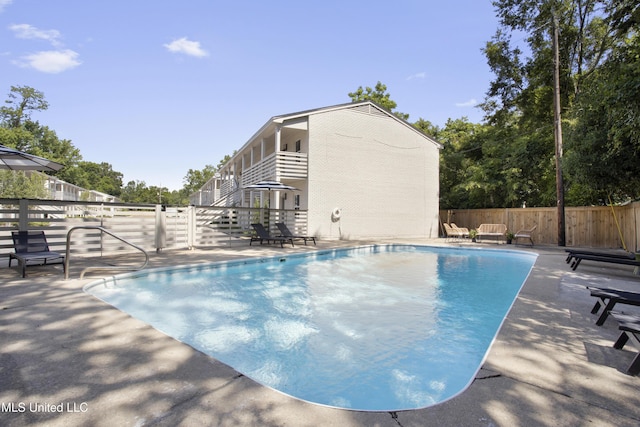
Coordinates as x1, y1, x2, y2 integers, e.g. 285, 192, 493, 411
64, 226, 149, 280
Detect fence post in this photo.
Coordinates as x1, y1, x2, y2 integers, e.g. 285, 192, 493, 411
155, 205, 166, 252
18, 199, 29, 231
187, 205, 196, 250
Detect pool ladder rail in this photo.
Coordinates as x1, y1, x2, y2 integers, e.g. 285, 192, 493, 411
64, 226, 149, 280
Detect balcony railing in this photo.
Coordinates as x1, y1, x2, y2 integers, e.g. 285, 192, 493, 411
242, 151, 308, 186
206, 151, 308, 206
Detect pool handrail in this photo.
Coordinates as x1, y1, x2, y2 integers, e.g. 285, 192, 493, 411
65, 226, 149, 280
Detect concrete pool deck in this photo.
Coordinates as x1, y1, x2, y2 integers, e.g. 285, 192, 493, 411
1, 240, 640, 426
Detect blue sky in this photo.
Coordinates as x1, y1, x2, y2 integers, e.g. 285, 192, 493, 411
1, 0, 499, 190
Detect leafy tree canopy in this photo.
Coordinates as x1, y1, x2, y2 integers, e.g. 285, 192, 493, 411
62, 161, 124, 197
348, 81, 410, 120
0, 85, 49, 128
0, 170, 48, 199
477, 0, 640, 206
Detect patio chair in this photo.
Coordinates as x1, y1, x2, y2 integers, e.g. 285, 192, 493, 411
587, 287, 640, 326
514, 225, 537, 246
443, 223, 465, 241
275, 223, 316, 245
450, 223, 470, 237
610, 312, 640, 375
9, 230, 66, 278
570, 253, 640, 271
565, 249, 636, 265
250, 223, 294, 248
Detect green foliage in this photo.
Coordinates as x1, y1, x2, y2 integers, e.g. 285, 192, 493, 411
182, 164, 217, 196
22, 121, 82, 168
475, 0, 639, 207
0, 85, 49, 128
120, 180, 160, 204
0, 85, 82, 175
62, 161, 124, 197
565, 32, 640, 202
412, 118, 440, 138
348, 81, 410, 120
0, 125, 27, 152
119, 180, 197, 205
0, 171, 48, 199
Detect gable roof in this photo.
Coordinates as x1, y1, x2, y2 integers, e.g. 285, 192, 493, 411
243, 101, 442, 150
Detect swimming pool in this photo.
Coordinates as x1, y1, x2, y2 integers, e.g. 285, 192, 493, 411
85, 245, 536, 411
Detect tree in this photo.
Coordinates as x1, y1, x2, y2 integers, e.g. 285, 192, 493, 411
0, 85, 49, 129
0, 86, 73, 199
607, 0, 639, 37
412, 118, 440, 138
120, 180, 156, 204
63, 161, 124, 197
182, 164, 217, 196
180, 153, 235, 205
481, 0, 626, 206
22, 121, 82, 170
438, 118, 485, 209
0, 85, 82, 172
565, 31, 640, 202
348, 82, 409, 120
0, 85, 132, 200
0, 171, 48, 198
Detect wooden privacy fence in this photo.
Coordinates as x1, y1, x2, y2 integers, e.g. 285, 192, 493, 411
0, 199, 309, 260
441, 201, 640, 251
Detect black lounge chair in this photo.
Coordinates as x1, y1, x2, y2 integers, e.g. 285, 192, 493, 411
570, 253, 640, 271
9, 230, 65, 278
565, 249, 636, 265
588, 287, 640, 326
275, 222, 316, 245
250, 223, 294, 248
610, 312, 640, 375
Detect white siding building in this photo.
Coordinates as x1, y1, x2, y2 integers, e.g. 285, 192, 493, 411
191, 101, 442, 240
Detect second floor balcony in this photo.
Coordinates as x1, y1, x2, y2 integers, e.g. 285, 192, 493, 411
192, 151, 308, 206
241, 151, 308, 185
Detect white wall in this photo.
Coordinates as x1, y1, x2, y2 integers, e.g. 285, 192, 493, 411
306, 108, 440, 239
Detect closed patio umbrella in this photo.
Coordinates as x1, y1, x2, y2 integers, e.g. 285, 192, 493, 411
0, 145, 64, 171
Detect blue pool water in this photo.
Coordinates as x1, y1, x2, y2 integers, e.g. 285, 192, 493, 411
85, 245, 536, 411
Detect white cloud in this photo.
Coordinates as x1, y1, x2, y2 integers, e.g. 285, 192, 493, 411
163, 37, 209, 58
455, 98, 477, 107
9, 23, 63, 47
13, 49, 81, 73
406, 72, 426, 80
0, 0, 13, 13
